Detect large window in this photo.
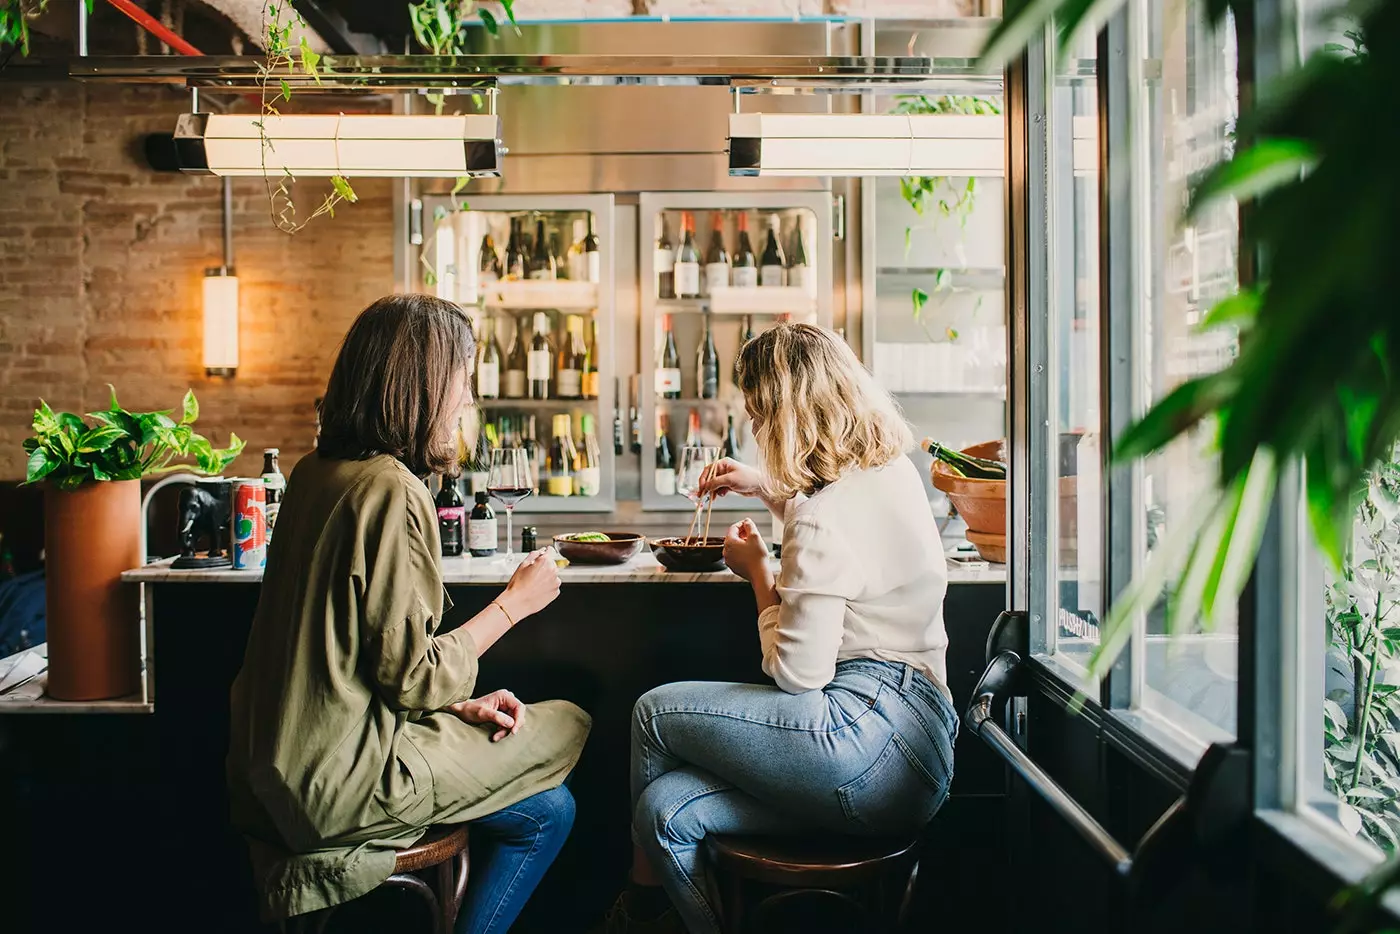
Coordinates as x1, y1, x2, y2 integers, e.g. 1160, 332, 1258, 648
1129, 0, 1240, 742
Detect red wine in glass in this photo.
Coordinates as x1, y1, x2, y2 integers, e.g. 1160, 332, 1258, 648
487, 448, 533, 559
488, 487, 533, 509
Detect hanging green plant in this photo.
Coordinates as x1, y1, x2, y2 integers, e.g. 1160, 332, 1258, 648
410, 0, 519, 114
1, 0, 93, 57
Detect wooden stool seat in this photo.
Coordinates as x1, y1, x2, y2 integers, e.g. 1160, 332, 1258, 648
395, 824, 470, 873
705, 834, 922, 934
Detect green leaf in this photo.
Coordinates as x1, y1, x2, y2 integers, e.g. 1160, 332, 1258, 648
330, 175, 358, 203
1196, 290, 1260, 334
479, 8, 499, 35
32, 400, 59, 435
180, 389, 199, 426
451, 175, 470, 197
90, 463, 112, 482
299, 38, 321, 84
24, 448, 56, 485
500, 0, 519, 29
1187, 138, 1318, 218
912, 288, 930, 321
75, 424, 128, 454
1114, 375, 1236, 462
279, 78, 292, 102
108, 384, 120, 411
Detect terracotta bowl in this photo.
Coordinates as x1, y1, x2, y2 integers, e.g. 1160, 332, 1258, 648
651, 537, 727, 573
964, 530, 1008, 564
930, 440, 1008, 541
553, 532, 646, 565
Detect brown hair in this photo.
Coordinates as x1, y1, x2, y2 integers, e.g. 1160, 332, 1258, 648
318, 294, 476, 476
736, 322, 913, 498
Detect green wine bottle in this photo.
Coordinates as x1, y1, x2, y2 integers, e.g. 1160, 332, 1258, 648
923, 439, 1007, 480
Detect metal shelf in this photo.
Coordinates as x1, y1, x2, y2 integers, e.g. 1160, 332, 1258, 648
478, 397, 602, 409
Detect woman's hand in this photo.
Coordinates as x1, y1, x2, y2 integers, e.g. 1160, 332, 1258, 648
699, 458, 764, 499
498, 549, 561, 621
723, 518, 770, 582
449, 689, 526, 742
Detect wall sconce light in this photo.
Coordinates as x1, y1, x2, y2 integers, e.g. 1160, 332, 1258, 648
203, 177, 238, 377
203, 266, 238, 377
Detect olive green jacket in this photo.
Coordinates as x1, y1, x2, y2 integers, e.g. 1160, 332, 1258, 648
228, 454, 590, 920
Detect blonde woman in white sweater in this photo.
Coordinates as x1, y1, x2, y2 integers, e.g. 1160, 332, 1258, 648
615, 323, 956, 934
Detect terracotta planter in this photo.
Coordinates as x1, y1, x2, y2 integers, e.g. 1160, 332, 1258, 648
44, 479, 142, 701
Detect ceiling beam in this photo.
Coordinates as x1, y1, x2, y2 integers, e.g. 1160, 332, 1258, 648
289, 0, 387, 55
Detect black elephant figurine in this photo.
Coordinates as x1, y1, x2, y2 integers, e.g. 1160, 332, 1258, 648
170, 482, 232, 568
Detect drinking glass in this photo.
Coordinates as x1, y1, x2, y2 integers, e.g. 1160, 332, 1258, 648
487, 447, 533, 560
677, 446, 720, 502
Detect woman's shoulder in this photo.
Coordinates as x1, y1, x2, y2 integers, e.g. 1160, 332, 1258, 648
301, 454, 431, 522
797, 455, 922, 515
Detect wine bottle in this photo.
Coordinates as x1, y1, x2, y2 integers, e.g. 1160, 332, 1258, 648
524, 414, 541, 492
529, 218, 555, 280
674, 211, 701, 299
923, 438, 1008, 480
760, 214, 786, 287
656, 215, 676, 299
655, 412, 677, 496
733, 214, 759, 288
583, 213, 600, 283
723, 413, 739, 460
545, 414, 575, 496
467, 491, 497, 557
477, 315, 502, 400
471, 425, 491, 495
504, 316, 528, 399
698, 312, 719, 400
528, 312, 553, 400
582, 317, 600, 399
556, 315, 585, 399
787, 220, 811, 292
566, 219, 586, 282
504, 218, 526, 280
612, 379, 625, 457
479, 233, 502, 287
656, 313, 682, 399
704, 212, 731, 296
435, 476, 465, 557
549, 229, 566, 279
735, 315, 755, 386
685, 407, 701, 447
628, 374, 642, 454
578, 413, 602, 497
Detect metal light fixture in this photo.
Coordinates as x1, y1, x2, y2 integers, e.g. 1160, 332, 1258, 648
204, 178, 238, 377
173, 113, 504, 178
728, 113, 1006, 177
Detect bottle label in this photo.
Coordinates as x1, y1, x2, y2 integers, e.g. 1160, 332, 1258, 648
760, 265, 785, 287
504, 369, 527, 398
655, 368, 682, 395
467, 517, 497, 552
567, 253, 586, 282
587, 252, 601, 284
477, 362, 500, 398
788, 266, 811, 290
655, 468, 677, 496
577, 466, 601, 497
655, 247, 675, 274
545, 476, 574, 496
674, 262, 701, 297
557, 369, 582, 397
705, 263, 731, 294
582, 371, 600, 399
528, 350, 551, 381
732, 266, 758, 289
438, 507, 465, 553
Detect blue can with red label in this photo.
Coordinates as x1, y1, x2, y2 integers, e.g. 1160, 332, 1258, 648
231, 478, 268, 570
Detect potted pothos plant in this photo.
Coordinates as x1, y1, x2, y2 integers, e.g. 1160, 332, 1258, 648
22, 387, 243, 700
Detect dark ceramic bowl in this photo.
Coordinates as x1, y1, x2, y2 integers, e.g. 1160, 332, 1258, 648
553, 532, 646, 565
651, 537, 727, 573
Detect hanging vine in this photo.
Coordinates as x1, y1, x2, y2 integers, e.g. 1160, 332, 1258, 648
256, 1, 356, 234
1, 0, 94, 60
409, 0, 518, 113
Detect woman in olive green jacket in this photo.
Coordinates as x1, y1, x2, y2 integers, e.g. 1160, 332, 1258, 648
228, 295, 591, 933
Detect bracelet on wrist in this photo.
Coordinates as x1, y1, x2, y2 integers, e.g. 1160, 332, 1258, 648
492, 599, 517, 628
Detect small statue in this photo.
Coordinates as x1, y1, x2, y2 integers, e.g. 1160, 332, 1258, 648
172, 480, 232, 569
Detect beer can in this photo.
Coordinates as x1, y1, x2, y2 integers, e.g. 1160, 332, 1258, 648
231, 478, 268, 570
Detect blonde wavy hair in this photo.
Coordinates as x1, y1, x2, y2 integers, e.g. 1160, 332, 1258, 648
736, 322, 914, 499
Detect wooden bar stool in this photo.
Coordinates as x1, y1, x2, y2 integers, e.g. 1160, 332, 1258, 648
282, 825, 470, 934
705, 834, 921, 934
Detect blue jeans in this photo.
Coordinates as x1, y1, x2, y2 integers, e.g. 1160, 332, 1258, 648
457, 784, 576, 934
630, 659, 958, 934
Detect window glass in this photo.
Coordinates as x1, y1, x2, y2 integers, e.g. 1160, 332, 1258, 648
1043, 32, 1102, 683
1130, 0, 1240, 738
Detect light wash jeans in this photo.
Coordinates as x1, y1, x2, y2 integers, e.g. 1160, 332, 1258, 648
630, 658, 958, 934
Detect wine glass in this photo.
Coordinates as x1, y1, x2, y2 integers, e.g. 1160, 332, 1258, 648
487, 447, 533, 561
677, 446, 720, 543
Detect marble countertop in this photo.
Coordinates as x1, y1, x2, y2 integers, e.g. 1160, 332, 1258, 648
122, 552, 1007, 585
0, 644, 154, 715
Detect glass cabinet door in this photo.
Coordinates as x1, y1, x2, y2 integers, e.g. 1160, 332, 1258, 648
637, 191, 833, 513
421, 193, 618, 513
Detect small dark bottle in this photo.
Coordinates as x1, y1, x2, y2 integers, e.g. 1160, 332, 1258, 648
467, 492, 497, 558
521, 526, 538, 552
436, 477, 465, 557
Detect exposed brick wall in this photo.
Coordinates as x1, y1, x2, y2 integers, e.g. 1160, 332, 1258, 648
0, 84, 395, 481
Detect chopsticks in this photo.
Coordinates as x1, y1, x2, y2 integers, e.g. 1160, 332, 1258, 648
684, 493, 716, 546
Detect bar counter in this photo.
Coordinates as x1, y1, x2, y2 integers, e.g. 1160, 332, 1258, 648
4, 549, 1007, 933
